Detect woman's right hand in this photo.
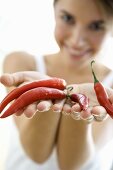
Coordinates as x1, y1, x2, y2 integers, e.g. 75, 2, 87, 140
0, 71, 56, 118
0, 71, 68, 162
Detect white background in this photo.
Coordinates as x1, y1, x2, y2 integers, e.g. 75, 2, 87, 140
0, 0, 113, 169
0, 0, 58, 169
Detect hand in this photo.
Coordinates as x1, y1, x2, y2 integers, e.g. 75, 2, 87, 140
0, 72, 66, 161
0, 71, 54, 118
0, 71, 50, 86
61, 83, 113, 123
1, 72, 113, 122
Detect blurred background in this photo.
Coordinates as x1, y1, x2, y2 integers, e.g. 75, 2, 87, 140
0, 0, 113, 169
0, 0, 58, 169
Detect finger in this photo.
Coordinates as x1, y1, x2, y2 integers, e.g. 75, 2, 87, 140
0, 71, 50, 87
23, 103, 37, 118
0, 73, 14, 86
70, 112, 81, 120
15, 108, 25, 116
37, 100, 52, 112
71, 103, 81, 112
80, 108, 94, 123
109, 95, 113, 103
52, 99, 66, 113
91, 106, 107, 122
62, 103, 72, 116
70, 103, 81, 120
0, 73, 27, 86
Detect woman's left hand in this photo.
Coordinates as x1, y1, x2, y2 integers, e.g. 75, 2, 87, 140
53, 83, 113, 123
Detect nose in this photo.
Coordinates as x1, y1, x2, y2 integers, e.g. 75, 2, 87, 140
70, 24, 87, 49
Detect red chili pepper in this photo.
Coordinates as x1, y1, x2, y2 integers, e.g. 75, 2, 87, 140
91, 60, 113, 118
0, 78, 66, 113
70, 93, 89, 111
0, 87, 66, 118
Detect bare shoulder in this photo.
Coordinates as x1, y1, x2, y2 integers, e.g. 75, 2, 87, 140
94, 61, 112, 81
3, 51, 36, 72
44, 53, 57, 63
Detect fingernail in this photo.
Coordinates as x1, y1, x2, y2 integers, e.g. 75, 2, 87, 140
53, 109, 61, 113
62, 111, 70, 116
71, 112, 80, 120
52, 104, 62, 113
81, 115, 94, 123
37, 107, 50, 112
94, 114, 107, 121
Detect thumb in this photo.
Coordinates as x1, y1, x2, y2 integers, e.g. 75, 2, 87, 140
0, 71, 50, 87
0, 73, 14, 86
0, 72, 28, 86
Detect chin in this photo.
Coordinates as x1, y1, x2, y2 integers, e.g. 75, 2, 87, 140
68, 56, 92, 69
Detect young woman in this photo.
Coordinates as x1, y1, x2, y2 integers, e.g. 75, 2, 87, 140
1, 0, 113, 169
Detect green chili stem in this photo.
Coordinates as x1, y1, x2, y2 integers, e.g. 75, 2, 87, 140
66, 86, 74, 91
91, 60, 99, 83
66, 86, 73, 99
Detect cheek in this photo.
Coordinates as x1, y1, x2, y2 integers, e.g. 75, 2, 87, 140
89, 33, 107, 52
54, 24, 68, 46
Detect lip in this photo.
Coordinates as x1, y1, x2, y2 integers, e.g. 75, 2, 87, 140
69, 50, 89, 57
65, 46, 92, 59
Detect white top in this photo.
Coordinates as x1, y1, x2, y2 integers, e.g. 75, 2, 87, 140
4, 55, 113, 170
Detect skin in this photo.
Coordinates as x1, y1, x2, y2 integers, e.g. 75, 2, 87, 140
1, 0, 113, 169
54, 0, 109, 68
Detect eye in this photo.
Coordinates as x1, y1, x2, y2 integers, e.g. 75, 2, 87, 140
61, 14, 75, 25
88, 21, 105, 31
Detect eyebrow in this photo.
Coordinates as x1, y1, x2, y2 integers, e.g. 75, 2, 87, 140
60, 9, 74, 17
91, 20, 105, 24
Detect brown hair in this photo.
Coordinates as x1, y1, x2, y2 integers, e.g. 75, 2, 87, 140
54, 0, 113, 20
96, 0, 113, 19
53, 0, 58, 5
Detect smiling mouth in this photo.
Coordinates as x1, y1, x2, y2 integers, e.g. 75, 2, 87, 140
67, 48, 92, 59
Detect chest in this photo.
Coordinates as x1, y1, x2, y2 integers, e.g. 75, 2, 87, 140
45, 55, 110, 86
47, 66, 107, 86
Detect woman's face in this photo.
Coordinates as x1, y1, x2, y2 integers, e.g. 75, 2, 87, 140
54, 0, 109, 66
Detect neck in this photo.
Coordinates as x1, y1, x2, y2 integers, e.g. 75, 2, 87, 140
56, 51, 92, 74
